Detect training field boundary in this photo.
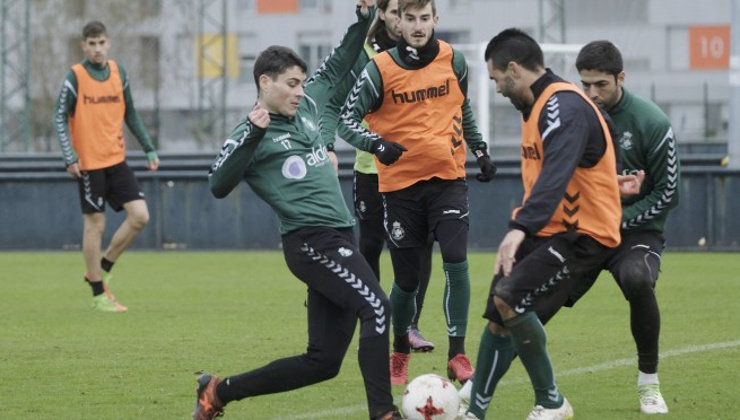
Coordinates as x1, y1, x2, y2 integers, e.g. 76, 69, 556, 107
275, 339, 740, 420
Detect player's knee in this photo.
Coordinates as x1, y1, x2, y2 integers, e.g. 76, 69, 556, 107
305, 351, 343, 380
129, 208, 150, 229
492, 295, 514, 318
619, 263, 654, 298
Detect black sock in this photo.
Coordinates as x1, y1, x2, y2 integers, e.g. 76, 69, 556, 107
101, 257, 114, 273
85, 276, 105, 296
448, 336, 465, 360
393, 333, 411, 354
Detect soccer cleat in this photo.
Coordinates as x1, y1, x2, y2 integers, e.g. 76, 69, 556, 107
390, 352, 410, 385
457, 378, 472, 416
446, 354, 474, 383
526, 397, 573, 420
86, 272, 119, 304
408, 327, 435, 352
639, 384, 669, 414
458, 410, 481, 419
376, 408, 403, 420
193, 373, 224, 420
91, 294, 128, 312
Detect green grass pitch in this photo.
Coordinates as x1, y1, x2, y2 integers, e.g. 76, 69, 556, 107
0, 251, 738, 419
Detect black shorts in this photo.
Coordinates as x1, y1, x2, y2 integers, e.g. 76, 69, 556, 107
382, 178, 468, 248
565, 230, 665, 306
77, 161, 144, 214
483, 231, 613, 325
353, 171, 382, 222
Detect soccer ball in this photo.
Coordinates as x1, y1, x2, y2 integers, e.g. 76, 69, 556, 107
401, 373, 460, 420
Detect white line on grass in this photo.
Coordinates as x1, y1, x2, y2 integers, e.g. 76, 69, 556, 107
273, 339, 740, 420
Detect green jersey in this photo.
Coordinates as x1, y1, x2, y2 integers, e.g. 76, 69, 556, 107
208, 7, 373, 235
611, 88, 680, 232
321, 42, 379, 174
53, 59, 155, 167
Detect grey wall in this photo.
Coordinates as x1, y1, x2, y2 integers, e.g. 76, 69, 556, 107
1, 156, 737, 251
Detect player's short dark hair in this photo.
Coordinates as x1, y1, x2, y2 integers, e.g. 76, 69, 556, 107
253, 46, 307, 92
484, 28, 544, 72
82, 21, 107, 39
575, 40, 624, 77
399, 0, 436, 15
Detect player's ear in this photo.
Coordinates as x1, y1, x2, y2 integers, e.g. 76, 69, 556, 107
258, 74, 272, 93
616, 71, 625, 86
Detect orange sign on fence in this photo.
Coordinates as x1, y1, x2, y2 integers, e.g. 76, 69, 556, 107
689, 26, 730, 70
257, 0, 299, 14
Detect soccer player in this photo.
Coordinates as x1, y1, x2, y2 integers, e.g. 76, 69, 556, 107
193, 3, 401, 420
574, 40, 680, 414
338, 0, 496, 385
53, 21, 159, 313
461, 28, 623, 420
321, 0, 436, 352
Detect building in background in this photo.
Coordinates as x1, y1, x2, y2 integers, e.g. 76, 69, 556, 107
3, 0, 732, 155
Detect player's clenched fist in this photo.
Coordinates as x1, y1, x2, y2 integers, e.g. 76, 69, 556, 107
358, 0, 375, 16
249, 103, 270, 129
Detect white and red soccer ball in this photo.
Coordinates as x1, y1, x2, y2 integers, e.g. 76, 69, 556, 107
401, 373, 460, 420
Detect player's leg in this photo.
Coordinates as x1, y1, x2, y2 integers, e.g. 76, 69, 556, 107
383, 185, 428, 384
285, 227, 395, 418
428, 179, 473, 381
201, 228, 395, 419
463, 269, 519, 420
490, 233, 608, 417
354, 172, 385, 280
102, 162, 150, 276
610, 231, 667, 414
388, 246, 423, 384
103, 199, 149, 260
409, 235, 435, 352
77, 170, 126, 312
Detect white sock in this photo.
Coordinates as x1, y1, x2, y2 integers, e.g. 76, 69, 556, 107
638, 371, 660, 387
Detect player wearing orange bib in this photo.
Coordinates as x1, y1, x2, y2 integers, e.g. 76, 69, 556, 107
460, 29, 623, 420
54, 21, 159, 312
339, 0, 496, 386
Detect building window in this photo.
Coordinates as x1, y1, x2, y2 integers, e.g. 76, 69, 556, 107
299, 0, 331, 13
137, 0, 162, 19
297, 32, 331, 73
239, 34, 259, 85
237, 0, 255, 12
139, 36, 160, 89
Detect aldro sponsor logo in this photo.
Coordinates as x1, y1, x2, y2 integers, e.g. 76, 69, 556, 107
391, 79, 450, 104
83, 94, 121, 105
281, 144, 331, 180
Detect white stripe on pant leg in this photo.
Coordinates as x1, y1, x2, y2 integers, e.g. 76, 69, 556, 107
301, 244, 386, 334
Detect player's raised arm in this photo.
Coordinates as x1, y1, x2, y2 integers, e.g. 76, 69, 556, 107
302, 1, 375, 110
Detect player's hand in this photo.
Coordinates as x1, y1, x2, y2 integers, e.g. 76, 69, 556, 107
147, 157, 160, 171
358, 0, 375, 16
474, 149, 497, 182
328, 150, 339, 174
494, 229, 525, 277
249, 103, 270, 129
372, 138, 407, 165
617, 170, 644, 195
66, 162, 81, 178
146, 151, 160, 171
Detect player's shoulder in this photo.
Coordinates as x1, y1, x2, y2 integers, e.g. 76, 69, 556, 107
618, 89, 672, 133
